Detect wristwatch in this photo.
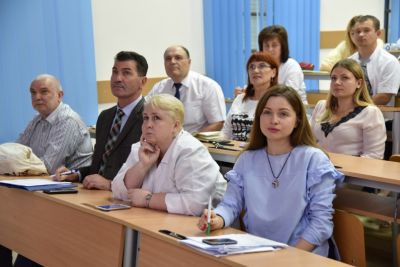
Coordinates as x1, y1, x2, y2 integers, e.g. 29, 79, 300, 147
145, 193, 153, 208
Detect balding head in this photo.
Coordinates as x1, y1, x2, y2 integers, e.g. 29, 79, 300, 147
30, 74, 64, 117
163, 45, 191, 83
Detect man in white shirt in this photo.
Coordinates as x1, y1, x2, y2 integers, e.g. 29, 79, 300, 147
148, 45, 226, 133
349, 15, 400, 159
349, 15, 400, 107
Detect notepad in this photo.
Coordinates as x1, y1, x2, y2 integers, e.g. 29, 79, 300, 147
0, 178, 76, 191
180, 233, 287, 257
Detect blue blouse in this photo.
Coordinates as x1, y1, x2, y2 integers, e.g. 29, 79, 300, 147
214, 145, 343, 256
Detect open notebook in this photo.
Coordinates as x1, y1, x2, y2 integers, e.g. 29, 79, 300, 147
180, 233, 287, 257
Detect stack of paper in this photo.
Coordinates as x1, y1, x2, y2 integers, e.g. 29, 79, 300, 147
195, 131, 225, 142
180, 233, 287, 257
0, 178, 76, 191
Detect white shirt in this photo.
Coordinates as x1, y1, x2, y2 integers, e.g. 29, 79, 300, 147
148, 71, 226, 133
279, 58, 308, 104
222, 93, 258, 140
112, 130, 227, 216
349, 47, 400, 107
310, 100, 386, 159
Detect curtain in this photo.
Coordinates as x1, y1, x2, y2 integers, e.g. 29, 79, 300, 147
203, 0, 252, 99
0, 0, 97, 143
388, 0, 400, 43
203, 0, 320, 95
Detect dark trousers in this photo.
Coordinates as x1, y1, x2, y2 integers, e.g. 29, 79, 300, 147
0, 245, 12, 267
0, 245, 42, 267
384, 120, 393, 160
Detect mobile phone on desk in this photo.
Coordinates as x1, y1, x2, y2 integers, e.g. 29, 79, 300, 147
43, 188, 78, 194
95, 204, 131, 211
202, 238, 238, 246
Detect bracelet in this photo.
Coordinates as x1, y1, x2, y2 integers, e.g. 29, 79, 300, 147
145, 193, 153, 208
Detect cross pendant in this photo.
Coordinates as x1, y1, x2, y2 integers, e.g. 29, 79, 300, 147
272, 179, 279, 188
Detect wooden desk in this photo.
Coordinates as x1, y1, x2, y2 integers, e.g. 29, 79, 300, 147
108, 209, 348, 267
0, 181, 125, 267
0, 176, 349, 267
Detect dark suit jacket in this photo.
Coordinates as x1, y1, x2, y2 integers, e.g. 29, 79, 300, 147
79, 98, 144, 180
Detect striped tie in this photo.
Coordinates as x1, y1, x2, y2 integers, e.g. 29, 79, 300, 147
99, 109, 124, 175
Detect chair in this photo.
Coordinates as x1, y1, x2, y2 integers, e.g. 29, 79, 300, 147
389, 154, 400, 163
397, 234, 400, 265
333, 209, 366, 267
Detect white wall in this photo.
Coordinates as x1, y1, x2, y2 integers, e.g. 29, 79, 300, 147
91, 0, 205, 80
319, 0, 385, 89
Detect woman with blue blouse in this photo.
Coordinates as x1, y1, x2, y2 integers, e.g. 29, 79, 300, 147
198, 85, 343, 256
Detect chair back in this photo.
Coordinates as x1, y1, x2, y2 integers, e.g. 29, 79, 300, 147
389, 154, 400, 162
333, 209, 366, 267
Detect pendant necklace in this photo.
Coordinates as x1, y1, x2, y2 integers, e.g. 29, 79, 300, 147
266, 150, 292, 188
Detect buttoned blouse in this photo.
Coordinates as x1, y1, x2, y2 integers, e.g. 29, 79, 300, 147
112, 130, 227, 216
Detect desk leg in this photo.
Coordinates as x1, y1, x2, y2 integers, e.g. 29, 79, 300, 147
392, 112, 400, 154
392, 193, 399, 267
123, 228, 139, 267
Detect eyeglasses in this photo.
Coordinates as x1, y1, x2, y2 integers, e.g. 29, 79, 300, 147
248, 63, 271, 72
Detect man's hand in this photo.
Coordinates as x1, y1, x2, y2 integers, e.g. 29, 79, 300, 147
83, 174, 111, 190
53, 166, 79, 182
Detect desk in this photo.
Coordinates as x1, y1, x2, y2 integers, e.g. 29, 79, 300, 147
108, 207, 348, 267
0, 176, 348, 267
0, 181, 125, 267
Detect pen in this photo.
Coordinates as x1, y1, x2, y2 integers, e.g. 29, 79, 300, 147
50, 169, 78, 178
206, 196, 212, 235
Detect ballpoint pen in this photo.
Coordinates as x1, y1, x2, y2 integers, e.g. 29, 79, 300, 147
50, 169, 78, 178
206, 196, 212, 236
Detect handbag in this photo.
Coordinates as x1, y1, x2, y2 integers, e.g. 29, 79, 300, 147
0, 143, 48, 175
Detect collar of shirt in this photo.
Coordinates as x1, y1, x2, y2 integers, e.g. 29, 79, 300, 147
159, 129, 184, 165
357, 46, 379, 63
117, 95, 143, 130
42, 102, 64, 125
169, 71, 192, 91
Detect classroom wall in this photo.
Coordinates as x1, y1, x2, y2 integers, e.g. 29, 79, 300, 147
91, 0, 205, 80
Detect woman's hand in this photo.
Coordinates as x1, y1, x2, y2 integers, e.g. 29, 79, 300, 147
128, 188, 151, 208
197, 209, 224, 232
234, 86, 245, 97
138, 135, 160, 168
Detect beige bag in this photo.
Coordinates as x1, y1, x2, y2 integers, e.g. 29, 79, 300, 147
0, 143, 48, 175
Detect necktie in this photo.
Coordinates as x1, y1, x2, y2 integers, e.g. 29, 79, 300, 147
361, 63, 373, 96
174, 83, 182, 99
99, 108, 125, 175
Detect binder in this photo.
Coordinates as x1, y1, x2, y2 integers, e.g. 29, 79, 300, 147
0, 178, 76, 191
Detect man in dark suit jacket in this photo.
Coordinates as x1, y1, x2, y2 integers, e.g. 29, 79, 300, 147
54, 51, 148, 191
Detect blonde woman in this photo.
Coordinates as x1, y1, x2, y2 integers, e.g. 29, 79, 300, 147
311, 58, 386, 158
112, 94, 226, 216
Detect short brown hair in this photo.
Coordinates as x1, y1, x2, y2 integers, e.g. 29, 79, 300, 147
258, 25, 290, 63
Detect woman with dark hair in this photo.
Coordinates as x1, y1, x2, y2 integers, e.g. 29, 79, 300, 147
235, 25, 307, 104
222, 52, 278, 141
199, 85, 343, 257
